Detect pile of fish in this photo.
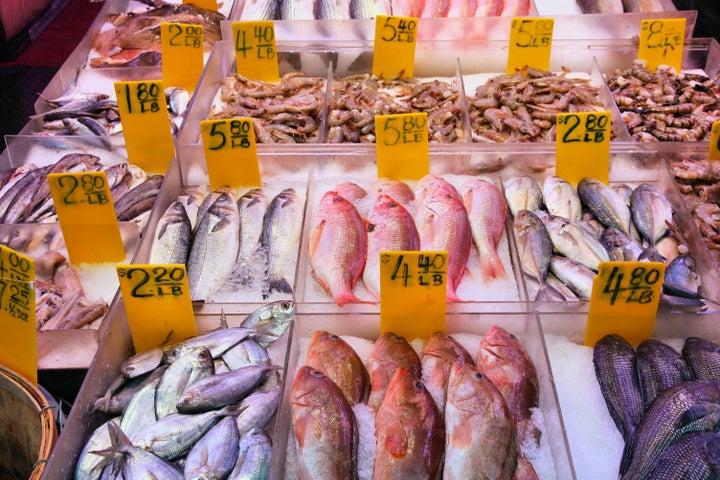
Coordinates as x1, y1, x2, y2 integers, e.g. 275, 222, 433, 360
209, 73, 326, 143
75, 300, 294, 479
468, 67, 606, 143
33, 88, 190, 137
89, 2, 224, 68
239, 0, 531, 20
593, 333, 720, 479
576, 0, 665, 13
328, 75, 464, 143
0, 154, 162, 225
149, 185, 304, 302
607, 60, 720, 142
670, 156, 720, 267
507, 174, 702, 304
290, 326, 542, 479
308, 174, 511, 306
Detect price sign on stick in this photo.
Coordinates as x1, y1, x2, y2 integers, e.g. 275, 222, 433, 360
376, 112, 429, 180
200, 118, 260, 190
0, 245, 36, 383
585, 261, 665, 347
48, 171, 126, 264
638, 18, 685, 72
232, 21, 279, 82
380, 251, 446, 339
556, 111, 611, 186
373, 15, 417, 79
161, 23, 204, 92
709, 120, 720, 160
115, 80, 175, 174
507, 18, 554, 73
117, 264, 197, 353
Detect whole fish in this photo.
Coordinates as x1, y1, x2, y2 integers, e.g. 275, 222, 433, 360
184, 416, 239, 480
188, 189, 240, 302
663, 255, 701, 299
600, 227, 644, 262
103, 422, 184, 480
367, 332, 423, 411
444, 363, 516, 480
477, 325, 540, 446
0, 165, 51, 223
371, 178, 414, 204
155, 346, 215, 419
177, 364, 275, 413
163, 327, 255, 361
222, 338, 270, 371
364, 194, 420, 299
646, 431, 720, 479
418, 183, 472, 301
683, 337, 720, 381
149, 201, 192, 265
593, 334, 644, 443
114, 174, 164, 222
230, 428, 273, 480
291, 366, 358, 480
513, 210, 561, 301
421, 331, 474, 413
374, 367, 444, 480
234, 387, 282, 437
261, 188, 303, 295
636, 338, 693, 409
234, 188, 268, 284
503, 175, 543, 217
240, 299, 295, 346
543, 215, 610, 271
462, 178, 509, 281
119, 368, 165, 438
620, 380, 720, 480
543, 175, 582, 222
577, 177, 631, 235
121, 347, 164, 379
308, 191, 368, 306
305, 330, 370, 405
549, 255, 595, 299
630, 183, 673, 260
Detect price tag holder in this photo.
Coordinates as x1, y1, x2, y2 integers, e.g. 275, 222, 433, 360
232, 21, 279, 82
115, 80, 175, 174
183, 0, 217, 11
585, 261, 665, 347
48, 172, 126, 264
375, 112, 429, 180
161, 23, 204, 92
380, 251, 446, 340
555, 111, 611, 186
638, 18, 686, 72
709, 120, 720, 160
200, 118, 261, 189
117, 264, 197, 353
0, 246, 36, 384
373, 15, 417, 79
507, 18, 554, 73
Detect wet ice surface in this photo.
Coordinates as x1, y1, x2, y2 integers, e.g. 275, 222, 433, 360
301, 174, 520, 305
285, 333, 556, 479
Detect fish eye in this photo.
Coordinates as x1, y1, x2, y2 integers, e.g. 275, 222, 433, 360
331, 334, 339, 340
281, 301, 291, 310
311, 369, 324, 377
474, 372, 484, 380
333, 196, 343, 203
415, 381, 423, 389
368, 224, 376, 232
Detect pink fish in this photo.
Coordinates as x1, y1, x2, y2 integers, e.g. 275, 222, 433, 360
446, 0, 477, 16
415, 173, 461, 206
334, 181, 367, 202
462, 178, 509, 281
501, 0, 531, 15
371, 178, 415, 204
421, 0, 451, 16
475, 0, 502, 15
392, 0, 424, 17
308, 191, 367, 306
421, 332, 474, 412
417, 181, 472, 302
366, 332, 422, 411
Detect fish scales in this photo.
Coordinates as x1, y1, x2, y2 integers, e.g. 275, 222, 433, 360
177, 364, 274, 413
230, 428, 273, 480
421, 331, 474, 414
646, 431, 720, 479
683, 337, 720, 381
184, 416, 239, 480
367, 332, 422, 411
261, 188, 303, 295
155, 346, 215, 419
636, 338, 693, 409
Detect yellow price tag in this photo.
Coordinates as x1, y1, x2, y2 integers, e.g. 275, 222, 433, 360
232, 21, 279, 83
161, 23, 205, 93
373, 15, 417, 79
183, 0, 217, 12
380, 251, 446, 340
555, 111, 611, 186
507, 17, 554, 73
117, 264, 197, 353
115, 80, 175, 174
585, 261, 665, 347
0, 246, 36, 384
48, 172, 126, 264
376, 113, 429, 181
638, 18, 685, 72
200, 118, 261, 190
709, 120, 720, 160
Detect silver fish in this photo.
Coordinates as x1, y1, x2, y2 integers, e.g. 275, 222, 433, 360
184, 416, 239, 480
195, 188, 226, 232
600, 227, 644, 262
74, 418, 121, 480
503, 175, 543, 217
664, 254, 701, 299
105, 422, 184, 480
121, 347, 164, 379
115, 175, 164, 222
240, 299, 295, 346
188, 189, 240, 302
229, 428, 273, 480
222, 338, 270, 370
313, 0, 344, 19
549, 255, 595, 299
120, 368, 164, 438
543, 175, 582, 222
630, 183, 674, 260
163, 327, 255, 361
513, 209, 559, 301
577, 177, 631, 235
260, 188, 303, 296
177, 186, 207, 231
166, 87, 190, 117
234, 386, 282, 437
233, 188, 268, 286
155, 346, 215, 419
149, 201, 192, 265
544, 215, 610, 271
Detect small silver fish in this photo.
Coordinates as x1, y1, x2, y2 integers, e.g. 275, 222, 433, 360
229, 428, 273, 480
543, 175, 582, 222
155, 346, 215, 419
235, 387, 282, 437
578, 178, 631, 235
544, 215, 610, 271
149, 201, 192, 265
240, 300, 295, 346
184, 416, 239, 480
260, 188, 303, 296
504, 175, 543, 217
630, 183, 674, 261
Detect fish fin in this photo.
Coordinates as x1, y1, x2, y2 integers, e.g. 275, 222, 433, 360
211, 217, 233, 233
480, 252, 508, 281
307, 220, 326, 256
334, 290, 366, 307
267, 274, 293, 294
638, 246, 665, 262
534, 282, 566, 302
385, 423, 409, 458
679, 401, 720, 427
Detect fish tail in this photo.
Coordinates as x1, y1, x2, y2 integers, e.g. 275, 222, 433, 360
479, 251, 508, 281
267, 274, 293, 295
333, 290, 365, 307
638, 245, 665, 263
